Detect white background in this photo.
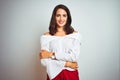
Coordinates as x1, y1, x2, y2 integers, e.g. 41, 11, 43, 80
0, 0, 119, 80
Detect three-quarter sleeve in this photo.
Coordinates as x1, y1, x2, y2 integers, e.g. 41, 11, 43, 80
40, 36, 66, 79
40, 33, 81, 79
40, 36, 66, 67
55, 38, 81, 62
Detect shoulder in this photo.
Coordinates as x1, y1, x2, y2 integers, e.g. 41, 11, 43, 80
70, 31, 81, 42
40, 32, 54, 42
44, 32, 51, 36
73, 31, 78, 33
70, 31, 78, 35
69, 31, 81, 39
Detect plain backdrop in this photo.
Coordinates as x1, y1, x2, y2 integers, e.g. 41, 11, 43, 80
0, 0, 119, 80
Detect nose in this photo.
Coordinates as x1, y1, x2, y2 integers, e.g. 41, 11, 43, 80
60, 16, 63, 20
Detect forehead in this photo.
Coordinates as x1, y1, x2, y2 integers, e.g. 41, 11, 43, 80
56, 8, 67, 14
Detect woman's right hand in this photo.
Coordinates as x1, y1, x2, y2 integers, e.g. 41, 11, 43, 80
65, 61, 78, 69
40, 50, 53, 59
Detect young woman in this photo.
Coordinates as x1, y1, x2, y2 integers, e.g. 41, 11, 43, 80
40, 4, 81, 80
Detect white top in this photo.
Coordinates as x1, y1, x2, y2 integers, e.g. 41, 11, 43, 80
40, 32, 81, 79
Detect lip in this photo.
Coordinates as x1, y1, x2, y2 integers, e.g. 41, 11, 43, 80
58, 21, 64, 24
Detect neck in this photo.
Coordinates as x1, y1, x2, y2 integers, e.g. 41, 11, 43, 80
57, 27, 64, 32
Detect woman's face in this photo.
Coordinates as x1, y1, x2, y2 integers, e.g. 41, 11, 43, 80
55, 8, 67, 28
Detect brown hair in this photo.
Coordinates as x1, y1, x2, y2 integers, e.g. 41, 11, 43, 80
49, 4, 74, 35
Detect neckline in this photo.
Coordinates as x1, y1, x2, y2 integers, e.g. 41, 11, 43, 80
42, 32, 79, 38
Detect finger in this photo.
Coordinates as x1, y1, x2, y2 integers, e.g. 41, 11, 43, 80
40, 50, 43, 53
41, 50, 44, 52
73, 67, 78, 70
76, 66, 79, 68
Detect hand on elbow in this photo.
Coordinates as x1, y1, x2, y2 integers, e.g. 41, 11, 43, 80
39, 50, 53, 59
65, 61, 78, 70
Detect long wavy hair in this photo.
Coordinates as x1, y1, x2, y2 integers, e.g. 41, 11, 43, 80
49, 4, 74, 35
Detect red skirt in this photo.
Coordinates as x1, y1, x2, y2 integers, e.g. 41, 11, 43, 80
47, 69, 80, 80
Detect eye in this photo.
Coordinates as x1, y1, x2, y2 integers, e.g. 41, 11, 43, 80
63, 14, 67, 17
56, 14, 60, 17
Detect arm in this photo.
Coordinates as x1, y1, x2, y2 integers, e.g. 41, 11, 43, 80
40, 36, 78, 69
65, 61, 78, 69
40, 39, 81, 62
40, 50, 78, 69
55, 39, 81, 62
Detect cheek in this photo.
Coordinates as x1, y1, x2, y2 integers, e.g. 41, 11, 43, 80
65, 18, 67, 22
65, 17, 67, 20
55, 17, 59, 21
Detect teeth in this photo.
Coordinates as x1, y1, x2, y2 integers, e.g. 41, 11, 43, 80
59, 22, 64, 24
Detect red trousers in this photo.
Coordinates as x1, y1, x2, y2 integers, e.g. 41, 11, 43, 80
47, 69, 79, 80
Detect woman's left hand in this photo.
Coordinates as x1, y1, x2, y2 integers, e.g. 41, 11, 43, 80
39, 50, 53, 59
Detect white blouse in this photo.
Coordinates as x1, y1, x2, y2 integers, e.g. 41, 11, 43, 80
40, 32, 81, 79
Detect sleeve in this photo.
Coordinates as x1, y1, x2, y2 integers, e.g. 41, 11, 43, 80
40, 36, 66, 67
55, 39, 81, 62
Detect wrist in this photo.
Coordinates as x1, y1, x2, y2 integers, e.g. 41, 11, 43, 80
50, 52, 56, 59
65, 61, 71, 67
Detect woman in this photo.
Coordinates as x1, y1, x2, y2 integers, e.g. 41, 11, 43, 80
40, 4, 81, 80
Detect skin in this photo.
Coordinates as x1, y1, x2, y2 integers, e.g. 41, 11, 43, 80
40, 50, 78, 69
55, 8, 67, 29
55, 8, 67, 36
40, 8, 78, 69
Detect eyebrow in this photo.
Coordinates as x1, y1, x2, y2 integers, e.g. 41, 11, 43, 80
56, 14, 67, 15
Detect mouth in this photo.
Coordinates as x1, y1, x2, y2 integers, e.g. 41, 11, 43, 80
58, 21, 64, 24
